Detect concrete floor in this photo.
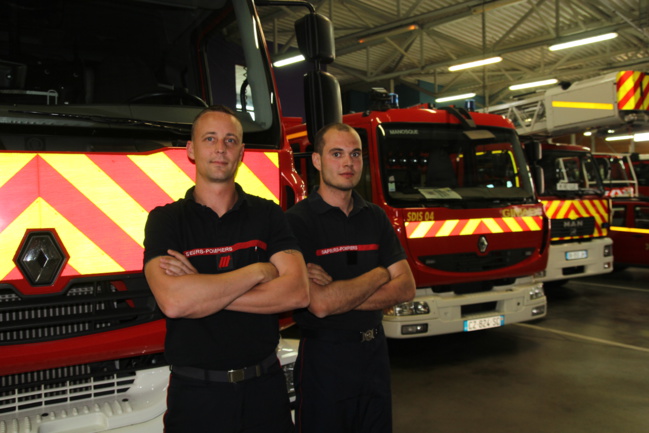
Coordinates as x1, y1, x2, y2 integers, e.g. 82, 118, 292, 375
389, 268, 649, 433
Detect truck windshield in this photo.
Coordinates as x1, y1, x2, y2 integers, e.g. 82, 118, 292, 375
540, 151, 603, 196
377, 123, 535, 207
0, 0, 279, 150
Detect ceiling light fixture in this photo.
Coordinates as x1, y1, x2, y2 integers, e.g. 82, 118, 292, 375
509, 78, 558, 91
273, 54, 305, 68
358, 24, 419, 44
435, 92, 476, 103
605, 134, 633, 142
634, 132, 649, 142
549, 32, 618, 51
449, 57, 502, 71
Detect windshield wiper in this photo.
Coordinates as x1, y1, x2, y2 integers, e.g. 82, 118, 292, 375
8, 109, 191, 135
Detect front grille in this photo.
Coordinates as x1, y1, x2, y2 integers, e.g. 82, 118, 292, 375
0, 354, 167, 415
551, 217, 595, 238
431, 278, 515, 295
462, 301, 497, 316
0, 275, 163, 344
420, 248, 534, 272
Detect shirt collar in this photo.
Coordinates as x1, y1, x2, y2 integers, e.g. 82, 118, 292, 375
184, 183, 248, 213
308, 186, 369, 217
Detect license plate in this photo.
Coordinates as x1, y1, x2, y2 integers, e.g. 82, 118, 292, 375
565, 250, 588, 260
463, 315, 504, 332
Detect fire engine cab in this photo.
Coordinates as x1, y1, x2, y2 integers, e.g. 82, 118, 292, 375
287, 100, 549, 338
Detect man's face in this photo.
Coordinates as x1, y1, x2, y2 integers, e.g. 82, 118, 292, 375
187, 111, 244, 184
313, 128, 362, 191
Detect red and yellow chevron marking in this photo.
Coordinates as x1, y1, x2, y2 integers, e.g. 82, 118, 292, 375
0, 148, 280, 283
542, 199, 610, 239
405, 216, 543, 239
617, 71, 649, 110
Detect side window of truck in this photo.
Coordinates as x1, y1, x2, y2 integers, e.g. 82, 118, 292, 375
612, 206, 626, 227
635, 206, 649, 229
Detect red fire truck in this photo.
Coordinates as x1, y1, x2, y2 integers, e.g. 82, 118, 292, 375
593, 152, 649, 269
287, 102, 549, 338
609, 197, 649, 269
0, 0, 338, 431
528, 142, 613, 286
484, 72, 649, 286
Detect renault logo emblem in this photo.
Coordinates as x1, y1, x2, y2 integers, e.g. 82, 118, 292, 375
478, 236, 488, 253
16, 230, 68, 286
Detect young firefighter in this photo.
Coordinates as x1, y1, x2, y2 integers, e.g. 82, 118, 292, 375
286, 123, 416, 433
143, 105, 309, 433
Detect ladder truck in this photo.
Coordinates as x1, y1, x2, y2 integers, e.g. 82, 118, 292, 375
483, 72, 649, 285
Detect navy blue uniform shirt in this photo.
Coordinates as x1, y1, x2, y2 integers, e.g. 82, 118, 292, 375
143, 184, 299, 370
286, 188, 406, 331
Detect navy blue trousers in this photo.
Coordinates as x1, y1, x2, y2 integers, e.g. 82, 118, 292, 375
164, 366, 293, 433
294, 334, 392, 433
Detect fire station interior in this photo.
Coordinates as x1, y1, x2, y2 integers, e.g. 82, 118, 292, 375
268, 2, 649, 432
2, 1, 649, 433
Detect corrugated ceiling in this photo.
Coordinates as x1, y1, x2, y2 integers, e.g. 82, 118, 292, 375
258, 0, 649, 108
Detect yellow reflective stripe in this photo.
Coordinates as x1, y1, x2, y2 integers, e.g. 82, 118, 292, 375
610, 226, 649, 235
438, 220, 459, 237
406, 217, 542, 239
552, 101, 614, 110
235, 161, 279, 203
287, 131, 307, 140
42, 154, 148, 248
129, 152, 193, 202
572, 200, 587, 219
522, 216, 541, 231
410, 221, 434, 239
0, 201, 38, 280
460, 218, 480, 235
502, 217, 524, 232
38, 198, 124, 273
0, 198, 124, 280
617, 72, 638, 107
483, 218, 504, 233
0, 153, 36, 188
236, 163, 277, 202
590, 199, 608, 218
543, 200, 560, 218
582, 200, 603, 223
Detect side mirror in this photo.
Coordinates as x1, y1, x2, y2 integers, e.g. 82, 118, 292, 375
304, 70, 342, 143
294, 13, 335, 64
525, 140, 542, 163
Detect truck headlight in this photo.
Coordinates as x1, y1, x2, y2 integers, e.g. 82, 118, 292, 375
529, 284, 545, 300
384, 301, 430, 316
603, 244, 613, 257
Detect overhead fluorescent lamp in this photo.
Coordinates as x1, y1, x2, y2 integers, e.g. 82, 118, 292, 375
549, 32, 618, 51
509, 78, 558, 91
435, 92, 476, 103
273, 54, 305, 68
449, 57, 502, 71
359, 24, 419, 44
634, 132, 649, 142
471, 0, 526, 13
605, 134, 633, 142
